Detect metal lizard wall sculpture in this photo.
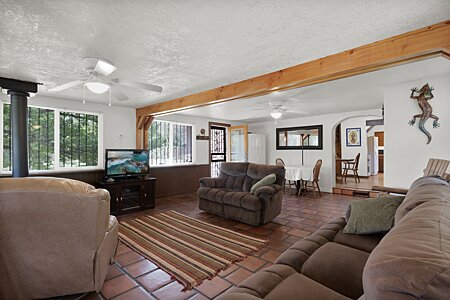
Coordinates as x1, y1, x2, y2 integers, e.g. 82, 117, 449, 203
408, 83, 439, 144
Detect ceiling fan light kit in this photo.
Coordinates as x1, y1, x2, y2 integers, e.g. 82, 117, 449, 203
270, 111, 282, 119
84, 81, 110, 94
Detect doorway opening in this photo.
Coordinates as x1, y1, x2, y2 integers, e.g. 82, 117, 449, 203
334, 115, 384, 190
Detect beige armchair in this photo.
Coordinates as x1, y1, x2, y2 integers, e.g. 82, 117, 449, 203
0, 177, 119, 299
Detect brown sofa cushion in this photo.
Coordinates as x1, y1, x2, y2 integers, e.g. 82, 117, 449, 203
197, 188, 262, 211
197, 187, 229, 204
219, 162, 249, 191
222, 191, 262, 210
302, 242, 369, 299
363, 182, 450, 299
276, 218, 345, 272
219, 264, 351, 300
333, 228, 384, 253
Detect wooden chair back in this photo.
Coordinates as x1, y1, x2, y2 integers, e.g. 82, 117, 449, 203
423, 158, 450, 177
313, 159, 322, 181
275, 158, 285, 167
354, 153, 361, 169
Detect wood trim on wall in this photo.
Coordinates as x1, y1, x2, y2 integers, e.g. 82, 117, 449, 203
136, 20, 450, 118
150, 164, 210, 198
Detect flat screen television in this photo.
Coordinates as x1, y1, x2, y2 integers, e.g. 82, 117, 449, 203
105, 149, 149, 178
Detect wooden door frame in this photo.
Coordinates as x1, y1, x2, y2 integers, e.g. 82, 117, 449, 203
228, 124, 249, 162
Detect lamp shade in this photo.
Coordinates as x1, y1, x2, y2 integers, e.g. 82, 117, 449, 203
85, 81, 110, 94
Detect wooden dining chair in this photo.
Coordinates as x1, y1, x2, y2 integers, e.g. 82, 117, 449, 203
423, 158, 450, 177
275, 158, 295, 194
301, 159, 322, 198
275, 158, 285, 167
343, 153, 361, 183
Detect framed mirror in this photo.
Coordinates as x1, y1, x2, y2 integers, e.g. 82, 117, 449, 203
276, 125, 323, 150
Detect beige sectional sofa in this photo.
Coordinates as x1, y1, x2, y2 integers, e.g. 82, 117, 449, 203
220, 176, 450, 299
0, 177, 119, 300
198, 162, 285, 226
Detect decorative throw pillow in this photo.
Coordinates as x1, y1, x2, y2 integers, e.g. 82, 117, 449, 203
344, 193, 395, 222
343, 194, 405, 234
250, 174, 277, 194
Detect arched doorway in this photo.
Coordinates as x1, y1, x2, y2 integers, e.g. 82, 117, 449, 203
331, 114, 383, 190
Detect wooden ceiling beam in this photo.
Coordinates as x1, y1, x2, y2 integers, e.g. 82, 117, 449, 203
136, 20, 450, 117
136, 115, 147, 129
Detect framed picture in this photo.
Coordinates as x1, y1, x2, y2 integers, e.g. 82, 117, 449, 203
346, 128, 361, 147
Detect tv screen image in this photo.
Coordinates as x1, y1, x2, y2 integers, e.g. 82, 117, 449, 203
106, 149, 149, 177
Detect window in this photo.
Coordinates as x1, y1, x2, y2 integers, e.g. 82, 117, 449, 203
0, 103, 102, 173
2, 103, 12, 171
28, 106, 55, 170
60, 111, 98, 167
149, 120, 194, 166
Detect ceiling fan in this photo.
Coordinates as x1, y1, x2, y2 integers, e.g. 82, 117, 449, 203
251, 100, 309, 120
48, 57, 163, 104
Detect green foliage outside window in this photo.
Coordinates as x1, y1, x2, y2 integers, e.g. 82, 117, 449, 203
3, 104, 55, 171
60, 111, 98, 167
2, 104, 99, 171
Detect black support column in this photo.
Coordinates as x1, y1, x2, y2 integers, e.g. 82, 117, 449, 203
8, 91, 29, 177
0, 77, 39, 177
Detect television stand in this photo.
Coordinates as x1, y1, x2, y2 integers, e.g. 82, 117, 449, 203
97, 176, 156, 215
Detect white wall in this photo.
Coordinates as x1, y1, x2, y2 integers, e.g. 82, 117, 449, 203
384, 73, 450, 188
156, 114, 239, 165
340, 117, 369, 176
249, 109, 380, 192
29, 96, 136, 150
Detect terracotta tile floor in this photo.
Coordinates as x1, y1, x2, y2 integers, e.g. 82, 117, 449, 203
79, 191, 355, 300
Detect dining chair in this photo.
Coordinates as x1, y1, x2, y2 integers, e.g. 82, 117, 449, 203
343, 153, 361, 183
275, 158, 285, 167
301, 159, 322, 198
423, 158, 450, 177
275, 158, 294, 194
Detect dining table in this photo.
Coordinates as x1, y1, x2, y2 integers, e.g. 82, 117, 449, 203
284, 165, 314, 195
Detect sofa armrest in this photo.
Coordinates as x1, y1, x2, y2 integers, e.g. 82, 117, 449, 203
199, 177, 224, 188
254, 184, 282, 199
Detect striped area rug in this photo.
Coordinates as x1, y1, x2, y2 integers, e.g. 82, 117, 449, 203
118, 210, 268, 290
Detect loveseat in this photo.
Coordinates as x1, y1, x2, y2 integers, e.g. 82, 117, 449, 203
220, 176, 450, 299
198, 162, 285, 226
0, 177, 119, 300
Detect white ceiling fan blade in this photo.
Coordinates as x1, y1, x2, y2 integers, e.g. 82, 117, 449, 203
93, 59, 117, 76
112, 88, 129, 101
48, 80, 84, 92
111, 78, 162, 93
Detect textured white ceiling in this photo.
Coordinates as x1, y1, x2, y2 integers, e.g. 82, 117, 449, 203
177, 57, 450, 123
0, 0, 449, 108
